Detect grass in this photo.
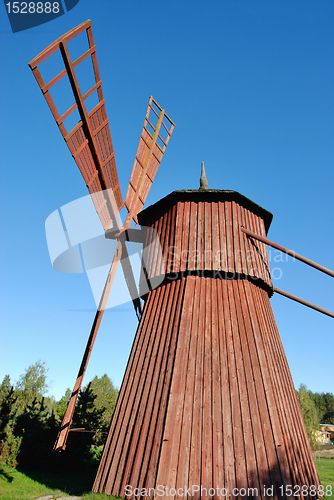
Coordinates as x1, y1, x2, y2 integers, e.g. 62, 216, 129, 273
0, 462, 115, 500
0, 459, 333, 499
0, 462, 65, 500
316, 458, 334, 498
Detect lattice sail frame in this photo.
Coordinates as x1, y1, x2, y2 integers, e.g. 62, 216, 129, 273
28, 20, 122, 231
124, 96, 175, 225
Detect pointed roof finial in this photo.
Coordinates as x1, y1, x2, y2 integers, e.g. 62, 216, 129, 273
199, 161, 209, 190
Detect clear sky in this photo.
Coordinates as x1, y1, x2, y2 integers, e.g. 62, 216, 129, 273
1, 0, 333, 402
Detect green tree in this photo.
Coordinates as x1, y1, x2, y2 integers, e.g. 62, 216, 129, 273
88, 374, 118, 432
296, 384, 320, 449
15, 396, 57, 467
306, 390, 334, 424
320, 393, 334, 423
15, 361, 49, 413
0, 375, 12, 403
72, 382, 101, 431
0, 376, 22, 466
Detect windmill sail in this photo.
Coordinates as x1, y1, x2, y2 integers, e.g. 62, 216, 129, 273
28, 20, 122, 231
124, 96, 175, 226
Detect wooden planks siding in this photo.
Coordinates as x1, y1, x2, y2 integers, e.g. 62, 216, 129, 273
93, 277, 319, 499
141, 197, 273, 292
93, 191, 319, 499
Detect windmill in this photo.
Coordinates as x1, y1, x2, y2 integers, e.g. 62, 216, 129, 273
29, 21, 333, 500
28, 20, 174, 452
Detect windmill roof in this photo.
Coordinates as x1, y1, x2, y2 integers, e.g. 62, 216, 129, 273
138, 189, 273, 233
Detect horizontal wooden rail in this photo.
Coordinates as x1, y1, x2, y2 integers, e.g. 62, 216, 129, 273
240, 227, 334, 278
70, 428, 107, 434
274, 287, 334, 319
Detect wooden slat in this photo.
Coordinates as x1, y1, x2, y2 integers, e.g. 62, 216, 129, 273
226, 201, 234, 274
237, 280, 276, 496
73, 45, 97, 68
197, 202, 204, 270
218, 279, 236, 496
180, 201, 190, 273
135, 279, 181, 493
226, 280, 248, 497
211, 279, 223, 498
231, 280, 263, 498
211, 202, 220, 270
166, 204, 177, 275
58, 102, 78, 125
231, 201, 241, 275
237, 203, 247, 275
244, 280, 289, 494
173, 201, 184, 273
43, 68, 67, 93
188, 202, 198, 269
156, 277, 195, 493
218, 201, 228, 272
112, 282, 167, 495
204, 202, 212, 271
183, 277, 201, 498
131, 283, 174, 490
190, 277, 205, 500
87, 98, 105, 118
174, 277, 199, 499
202, 278, 213, 497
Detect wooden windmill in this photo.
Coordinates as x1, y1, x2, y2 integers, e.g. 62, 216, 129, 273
30, 21, 333, 500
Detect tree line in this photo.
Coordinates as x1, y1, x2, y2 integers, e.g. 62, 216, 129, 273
0, 361, 118, 469
0, 362, 333, 470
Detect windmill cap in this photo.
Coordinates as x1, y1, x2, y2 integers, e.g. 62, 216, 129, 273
138, 189, 273, 234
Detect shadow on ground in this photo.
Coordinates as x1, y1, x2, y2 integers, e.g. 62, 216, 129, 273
17, 463, 99, 496
0, 464, 14, 483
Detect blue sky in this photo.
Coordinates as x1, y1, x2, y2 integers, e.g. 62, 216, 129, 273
1, 0, 333, 401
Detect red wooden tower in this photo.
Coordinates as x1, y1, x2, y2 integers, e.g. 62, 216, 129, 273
93, 186, 321, 499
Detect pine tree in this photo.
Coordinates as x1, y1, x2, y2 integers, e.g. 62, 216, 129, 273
0, 376, 22, 466
15, 396, 57, 467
